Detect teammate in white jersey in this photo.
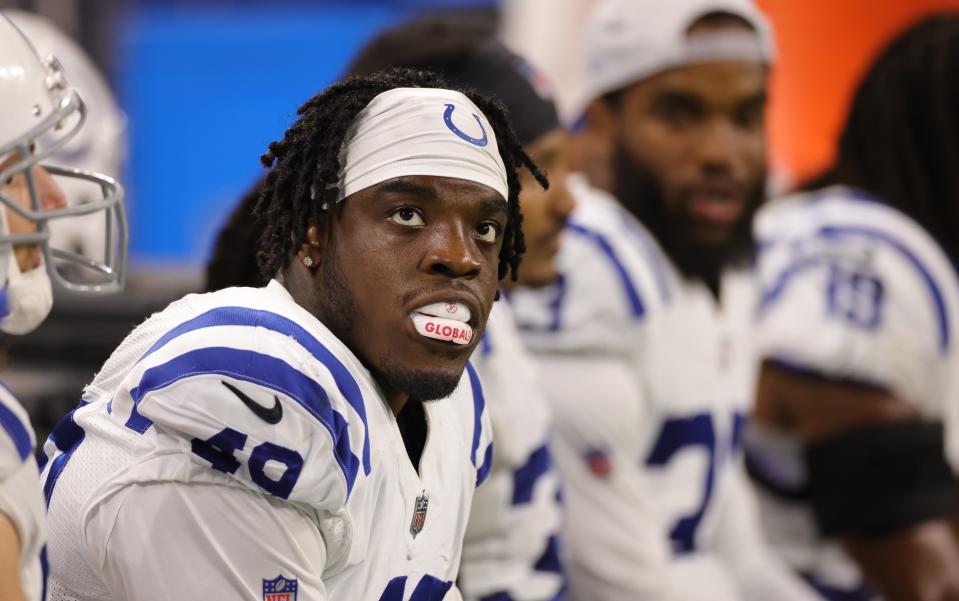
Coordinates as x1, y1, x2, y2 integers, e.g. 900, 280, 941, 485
347, 21, 573, 601
510, 1, 819, 600
42, 69, 548, 600
747, 15, 959, 601
0, 13, 126, 601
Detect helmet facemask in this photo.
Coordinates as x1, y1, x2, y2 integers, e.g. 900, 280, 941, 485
0, 54, 127, 295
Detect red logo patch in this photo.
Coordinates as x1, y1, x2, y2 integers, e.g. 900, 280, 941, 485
585, 448, 612, 478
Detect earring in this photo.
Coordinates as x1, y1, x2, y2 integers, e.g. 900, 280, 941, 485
302, 256, 315, 268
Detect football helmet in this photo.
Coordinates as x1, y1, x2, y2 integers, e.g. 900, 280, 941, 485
0, 13, 126, 297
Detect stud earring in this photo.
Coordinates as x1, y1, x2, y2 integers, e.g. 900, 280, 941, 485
302, 256, 315, 268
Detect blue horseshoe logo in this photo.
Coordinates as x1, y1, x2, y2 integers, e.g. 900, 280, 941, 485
443, 103, 489, 147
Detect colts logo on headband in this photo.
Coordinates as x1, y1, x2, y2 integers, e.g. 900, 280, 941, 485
443, 104, 488, 147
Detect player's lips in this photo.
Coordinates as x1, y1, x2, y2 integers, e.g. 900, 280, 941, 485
408, 296, 480, 346
687, 182, 745, 227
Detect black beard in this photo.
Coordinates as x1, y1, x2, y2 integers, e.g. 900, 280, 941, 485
370, 359, 462, 403
317, 243, 461, 403
610, 142, 764, 291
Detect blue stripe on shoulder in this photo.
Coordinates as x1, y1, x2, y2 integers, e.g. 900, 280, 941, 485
128, 346, 362, 495
0, 397, 31, 462
134, 306, 371, 475
42, 401, 87, 506
616, 208, 672, 304
759, 255, 825, 312
567, 223, 645, 318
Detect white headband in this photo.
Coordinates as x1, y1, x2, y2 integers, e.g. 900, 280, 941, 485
334, 87, 509, 203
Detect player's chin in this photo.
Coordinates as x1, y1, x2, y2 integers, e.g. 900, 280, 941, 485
382, 363, 466, 402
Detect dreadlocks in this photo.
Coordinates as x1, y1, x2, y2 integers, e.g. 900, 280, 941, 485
808, 14, 959, 267
255, 68, 546, 283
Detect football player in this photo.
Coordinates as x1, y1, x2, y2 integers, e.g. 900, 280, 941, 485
508, 1, 819, 599
6, 9, 127, 267
348, 18, 573, 601
747, 14, 959, 601
0, 13, 126, 601
42, 69, 544, 600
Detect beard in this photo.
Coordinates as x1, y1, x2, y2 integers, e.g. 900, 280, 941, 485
370, 358, 462, 403
610, 142, 764, 287
317, 244, 462, 403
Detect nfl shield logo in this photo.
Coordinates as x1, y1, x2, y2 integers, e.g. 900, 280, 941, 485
262, 575, 298, 601
409, 490, 430, 538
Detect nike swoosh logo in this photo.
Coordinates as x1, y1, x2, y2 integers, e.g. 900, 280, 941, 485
221, 380, 283, 424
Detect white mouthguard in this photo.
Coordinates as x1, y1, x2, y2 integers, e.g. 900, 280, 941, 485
411, 314, 473, 345
415, 301, 472, 323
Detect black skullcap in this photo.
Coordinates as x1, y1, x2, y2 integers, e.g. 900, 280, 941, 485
453, 40, 561, 146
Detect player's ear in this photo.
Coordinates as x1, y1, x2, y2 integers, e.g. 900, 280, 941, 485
296, 221, 323, 271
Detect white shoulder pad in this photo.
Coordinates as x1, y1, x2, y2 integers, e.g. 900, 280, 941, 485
755, 186, 959, 409
510, 175, 671, 355
106, 282, 372, 511
0, 384, 35, 480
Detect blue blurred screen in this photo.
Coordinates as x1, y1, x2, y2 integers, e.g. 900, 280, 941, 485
119, 2, 491, 265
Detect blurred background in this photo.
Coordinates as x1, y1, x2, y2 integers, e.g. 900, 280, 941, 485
2, 0, 958, 442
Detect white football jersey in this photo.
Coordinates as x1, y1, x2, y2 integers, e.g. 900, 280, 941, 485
460, 301, 565, 601
510, 175, 818, 601
747, 185, 959, 598
41, 280, 493, 601
0, 384, 46, 601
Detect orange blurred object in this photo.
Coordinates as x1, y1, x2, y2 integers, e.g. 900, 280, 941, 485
757, 0, 959, 187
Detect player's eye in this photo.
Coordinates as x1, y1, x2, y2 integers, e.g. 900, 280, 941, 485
388, 207, 425, 227
475, 222, 500, 243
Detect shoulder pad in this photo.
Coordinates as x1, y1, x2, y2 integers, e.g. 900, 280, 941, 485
510, 177, 669, 355
756, 186, 959, 407
107, 284, 373, 509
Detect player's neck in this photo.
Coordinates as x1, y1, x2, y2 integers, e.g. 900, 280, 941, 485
382, 386, 410, 416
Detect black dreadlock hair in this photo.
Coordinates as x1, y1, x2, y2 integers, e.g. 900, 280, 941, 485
806, 13, 959, 267
255, 68, 546, 282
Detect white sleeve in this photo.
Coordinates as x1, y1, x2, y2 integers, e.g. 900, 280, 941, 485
86, 482, 328, 601
537, 353, 673, 601
713, 468, 820, 601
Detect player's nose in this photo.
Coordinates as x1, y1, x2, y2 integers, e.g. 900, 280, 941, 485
422, 222, 482, 279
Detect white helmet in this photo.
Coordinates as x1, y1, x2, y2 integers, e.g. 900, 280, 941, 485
0, 13, 126, 302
